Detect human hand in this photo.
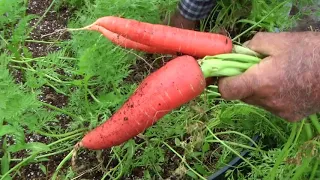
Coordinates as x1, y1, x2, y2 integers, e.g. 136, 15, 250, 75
218, 31, 320, 122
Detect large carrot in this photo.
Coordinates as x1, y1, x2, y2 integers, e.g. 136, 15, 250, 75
83, 16, 233, 58
79, 55, 206, 149
74, 47, 263, 150
88, 24, 176, 54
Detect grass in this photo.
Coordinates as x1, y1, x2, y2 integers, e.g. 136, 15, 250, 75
1, 0, 320, 179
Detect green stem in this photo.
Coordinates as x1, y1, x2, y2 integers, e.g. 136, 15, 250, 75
0, 33, 9, 45
0, 147, 73, 162
310, 160, 319, 180
287, 120, 305, 153
205, 140, 260, 151
84, 75, 91, 110
46, 81, 68, 96
206, 127, 260, 173
304, 122, 313, 140
199, 59, 255, 78
57, 57, 77, 60
231, 1, 289, 42
268, 123, 297, 180
25, 39, 63, 44
27, 0, 57, 35
100, 148, 124, 179
40, 101, 82, 121
10, 59, 55, 64
203, 53, 262, 63
110, 149, 124, 180
232, 45, 264, 58
35, 128, 86, 138
12, 56, 76, 61
0, 154, 37, 180
309, 114, 320, 134
205, 130, 261, 150
292, 157, 313, 180
233, 103, 287, 142
47, 133, 82, 148
37, 147, 73, 159
51, 150, 73, 180
162, 141, 207, 180
10, 65, 72, 84
88, 89, 101, 104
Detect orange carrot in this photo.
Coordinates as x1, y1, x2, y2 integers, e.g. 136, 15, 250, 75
88, 25, 176, 54
85, 16, 233, 58
79, 55, 206, 150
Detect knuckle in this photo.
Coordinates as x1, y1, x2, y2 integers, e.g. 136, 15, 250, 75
252, 32, 264, 41
253, 32, 264, 39
247, 32, 267, 49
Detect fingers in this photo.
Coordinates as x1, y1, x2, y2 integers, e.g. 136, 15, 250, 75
218, 56, 274, 101
245, 32, 292, 56
218, 65, 258, 100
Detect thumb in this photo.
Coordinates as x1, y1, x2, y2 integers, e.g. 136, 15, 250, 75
218, 65, 258, 100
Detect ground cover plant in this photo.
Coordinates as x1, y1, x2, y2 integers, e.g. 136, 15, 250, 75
1, 0, 320, 179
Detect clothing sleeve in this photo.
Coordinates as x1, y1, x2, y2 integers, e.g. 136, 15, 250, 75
178, 0, 217, 21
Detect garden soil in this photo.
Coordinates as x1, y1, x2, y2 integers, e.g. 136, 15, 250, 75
10, 0, 320, 179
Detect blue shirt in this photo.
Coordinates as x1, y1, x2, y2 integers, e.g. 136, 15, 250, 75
178, 0, 217, 20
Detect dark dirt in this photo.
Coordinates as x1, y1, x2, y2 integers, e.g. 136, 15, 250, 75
162, 142, 185, 179
124, 53, 177, 84
25, 0, 72, 58
39, 86, 68, 108
10, 68, 25, 84
5, 131, 70, 180
39, 85, 71, 129
71, 150, 108, 180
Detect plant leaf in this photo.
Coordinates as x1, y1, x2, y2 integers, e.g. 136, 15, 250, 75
39, 164, 47, 175
1, 152, 10, 179
7, 142, 50, 153
0, 125, 17, 136
202, 142, 210, 153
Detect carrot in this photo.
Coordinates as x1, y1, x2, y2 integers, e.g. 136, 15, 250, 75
84, 16, 233, 58
88, 24, 176, 54
77, 51, 264, 150
79, 55, 206, 150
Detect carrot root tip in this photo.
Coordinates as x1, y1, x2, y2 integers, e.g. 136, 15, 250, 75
40, 23, 96, 38
71, 142, 82, 171
40, 28, 68, 38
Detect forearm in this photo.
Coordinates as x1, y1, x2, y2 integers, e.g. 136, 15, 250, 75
178, 0, 217, 20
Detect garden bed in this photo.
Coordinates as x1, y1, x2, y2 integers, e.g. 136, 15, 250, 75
1, 0, 320, 180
